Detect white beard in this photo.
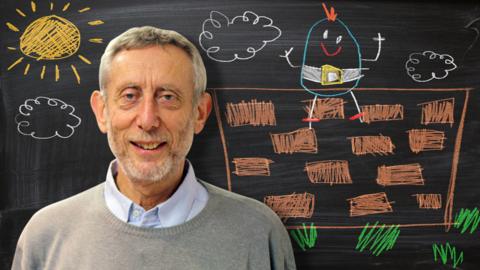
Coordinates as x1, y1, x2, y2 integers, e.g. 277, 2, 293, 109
105, 112, 195, 183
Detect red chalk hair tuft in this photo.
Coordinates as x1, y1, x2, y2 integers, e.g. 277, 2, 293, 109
322, 3, 337, 22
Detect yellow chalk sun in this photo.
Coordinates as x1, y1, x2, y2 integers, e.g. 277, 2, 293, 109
6, 1, 104, 84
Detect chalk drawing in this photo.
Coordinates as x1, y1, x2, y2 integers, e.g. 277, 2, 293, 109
360, 104, 403, 124
418, 98, 455, 126
290, 223, 318, 251
432, 243, 464, 269
279, 3, 385, 125
412, 194, 442, 209
464, 17, 480, 59
264, 192, 315, 221
454, 207, 480, 234
349, 135, 395, 156
16, 96, 81, 139
356, 222, 400, 256
199, 11, 281, 62
405, 51, 457, 82
5, 1, 103, 84
347, 192, 394, 217
232, 157, 274, 176
376, 163, 425, 186
407, 129, 446, 153
304, 160, 352, 185
225, 99, 276, 127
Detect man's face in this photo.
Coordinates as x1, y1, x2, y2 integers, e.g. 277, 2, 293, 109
91, 45, 211, 183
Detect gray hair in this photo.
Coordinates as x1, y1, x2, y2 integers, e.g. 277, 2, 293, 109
99, 26, 207, 102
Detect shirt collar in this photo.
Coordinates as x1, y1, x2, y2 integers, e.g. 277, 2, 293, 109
104, 159, 206, 227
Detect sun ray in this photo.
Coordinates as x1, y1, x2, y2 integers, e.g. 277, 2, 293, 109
55, 64, 60, 82
88, 20, 104, 26
62, 3, 70, 12
7, 57, 24, 70
71, 65, 80, 84
7, 2, 104, 84
24, 63, 31, 75
78, 7, 90, 13
88, 38, 103, 44
78, 55, 92, 64
16, 9, 26, 17
6, 22, 20, 32
40, 65, 46, 79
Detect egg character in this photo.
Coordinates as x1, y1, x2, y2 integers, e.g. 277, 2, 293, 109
300, 3, 362, 97
281, 3, 384, 122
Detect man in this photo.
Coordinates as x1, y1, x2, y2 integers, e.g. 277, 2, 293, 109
12, 26, 296, 269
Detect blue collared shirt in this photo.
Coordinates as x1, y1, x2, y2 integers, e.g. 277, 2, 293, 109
104, 160, 209, 228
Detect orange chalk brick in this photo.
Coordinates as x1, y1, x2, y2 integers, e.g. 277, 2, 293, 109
305, 160, 352, 185
413, 194, 442, 209
264, 192, 315, 220
360, 104, 404, 124
303, 98, 345, 120
225, 99, 276, 127
270, 128, 317, 154
232, 157, 273, 176
418, 98, 454, 126
408, 129, 446, 153
376, 163, 425, 186
349, 135, 395, 156
347, 192, 394, 217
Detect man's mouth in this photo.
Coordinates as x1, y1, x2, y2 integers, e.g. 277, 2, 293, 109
131, 141, 166, 150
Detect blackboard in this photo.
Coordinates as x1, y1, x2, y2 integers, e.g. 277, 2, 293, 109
1, 0, 480, 269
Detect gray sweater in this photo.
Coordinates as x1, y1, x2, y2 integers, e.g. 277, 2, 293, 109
12, 181, 296, 270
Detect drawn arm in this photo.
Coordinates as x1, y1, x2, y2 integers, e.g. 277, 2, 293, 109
464, 17, 480, 58
362, 33, 385, 62
280, 47, 302, 68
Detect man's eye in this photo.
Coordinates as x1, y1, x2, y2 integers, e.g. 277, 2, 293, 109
125, 93, 138, 100
119, 90, 139, 104
159, 94, 177, 102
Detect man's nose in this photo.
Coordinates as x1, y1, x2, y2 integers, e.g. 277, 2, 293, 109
137, 98, 160, 131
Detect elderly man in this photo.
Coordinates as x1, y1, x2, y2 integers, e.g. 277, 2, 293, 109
12, 26, 296, 269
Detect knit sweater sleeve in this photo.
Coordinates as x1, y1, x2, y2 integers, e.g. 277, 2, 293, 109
11, 184, 102, 270
11, 209, 51, 270
11, 228, 32, 270
229, 192, 296, 270
269, 217, 297, 270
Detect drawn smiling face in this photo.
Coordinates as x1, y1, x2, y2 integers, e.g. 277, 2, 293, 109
320, 28, 342, 57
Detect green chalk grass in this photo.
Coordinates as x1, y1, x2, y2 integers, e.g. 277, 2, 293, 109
289, 223, 317, 251
355, 221, 401, 256
432, 243, 464, 269
454, 207, 480, 234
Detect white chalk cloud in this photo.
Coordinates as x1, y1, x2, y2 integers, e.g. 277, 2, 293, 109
16, 96, 81, 139
199, 11, 282, 62
405, 51, 457, 82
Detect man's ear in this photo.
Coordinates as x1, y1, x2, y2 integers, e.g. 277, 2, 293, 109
194, 92, 212, 134
90, 90, 108, 134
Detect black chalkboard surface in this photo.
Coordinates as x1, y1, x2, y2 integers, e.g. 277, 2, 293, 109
1, 0, 480, 269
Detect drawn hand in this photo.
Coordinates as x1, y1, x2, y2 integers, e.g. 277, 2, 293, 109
279, 47, 294, 59
280, 47, 300, 68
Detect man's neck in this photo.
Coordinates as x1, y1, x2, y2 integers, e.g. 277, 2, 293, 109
115, 162, 186, 211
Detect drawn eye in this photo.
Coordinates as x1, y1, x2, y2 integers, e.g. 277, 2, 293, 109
336, 35, 342, 44
323, 30, 328, 39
